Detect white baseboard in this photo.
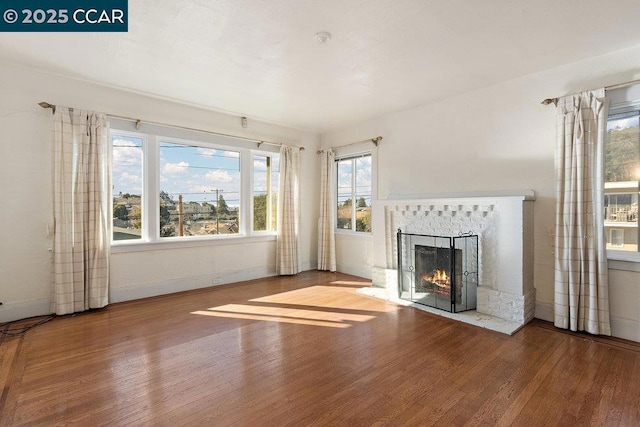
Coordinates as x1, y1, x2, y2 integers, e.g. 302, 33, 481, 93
0, 263, 319, 323
110, 266, 277, 303
535, 302, 638, 343
301, 260, 315, 273
336, 263, 372, 280
4, 285, 636, 343
611, 316, 640, 343
534, 301, 553, 322
0, 298, 51, 323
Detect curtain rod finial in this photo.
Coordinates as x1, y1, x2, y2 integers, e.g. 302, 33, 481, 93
38, 102, 56, 114
541, 98, 556, 106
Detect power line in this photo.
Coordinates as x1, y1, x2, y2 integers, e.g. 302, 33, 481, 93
0, 315, 55, 337
161, 165, 240, 172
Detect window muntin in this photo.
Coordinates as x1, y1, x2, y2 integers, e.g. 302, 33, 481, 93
336, 154, 372, 233
112, 134, 143, 241
159, 141, 240, 237
605, 110, 639, 253
253, 154, 279, 232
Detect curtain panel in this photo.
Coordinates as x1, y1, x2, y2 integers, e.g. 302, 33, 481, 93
554, 89, 611, 335
318, 149, 336, 271
277, 145, 301, 275
51, 107, 110, 315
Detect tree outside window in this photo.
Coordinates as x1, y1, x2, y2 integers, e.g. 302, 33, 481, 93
604, 111, 640, 253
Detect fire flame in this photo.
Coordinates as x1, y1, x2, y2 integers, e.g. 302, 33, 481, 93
421, 269, 450, 294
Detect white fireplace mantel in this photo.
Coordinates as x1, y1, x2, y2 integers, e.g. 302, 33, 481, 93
370, 190, 536, 328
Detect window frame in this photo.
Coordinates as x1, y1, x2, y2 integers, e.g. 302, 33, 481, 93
251, 152, 279, 234
605, 100, 640, 263
110, 119, 279, 251
110, 129, 147, 243
335, 151, 373, 235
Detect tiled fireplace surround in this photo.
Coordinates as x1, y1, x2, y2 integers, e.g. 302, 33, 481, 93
368, 192, 536, 333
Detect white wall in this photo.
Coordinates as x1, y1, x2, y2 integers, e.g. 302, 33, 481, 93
322, 44, 640, 342
0, 66, 320, 322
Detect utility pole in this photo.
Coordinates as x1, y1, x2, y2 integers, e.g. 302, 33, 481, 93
211, 188, 222, 234
178, 194, 184, 236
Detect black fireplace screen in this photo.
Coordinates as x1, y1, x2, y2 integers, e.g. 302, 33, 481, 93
397, 230, 478, 313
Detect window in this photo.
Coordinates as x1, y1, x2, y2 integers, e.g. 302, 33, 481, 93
604, 109, 639, 253
253, 154, 279, 232
112, 134, 144, 241
610, 229, 625, 248
159, 141, 241, 237
111, 123, 279, 244
336, 154, 372, 232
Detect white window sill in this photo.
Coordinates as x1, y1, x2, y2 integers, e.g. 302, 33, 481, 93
607, 250, 640, 272
111, 233, 276, 253
335, 230, 372, 238
604, 222, 637, 228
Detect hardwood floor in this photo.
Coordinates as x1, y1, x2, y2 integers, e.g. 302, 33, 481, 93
1, 271, 639, 426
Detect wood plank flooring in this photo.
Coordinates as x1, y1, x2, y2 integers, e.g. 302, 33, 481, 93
1, 271, 639, 426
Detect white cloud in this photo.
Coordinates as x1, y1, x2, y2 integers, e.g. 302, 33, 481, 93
119, 172, 141, 185
225, 151, 240, 158
189, 185, 214, 194
197, 147, 217, 157
163, 161, 190, 175
205, 170, 233, 183
357, 168, 371, 188
112, 140, 142, 170
337, 169, 352, 187
112, 139, 143, 194
254, 158, 267, 170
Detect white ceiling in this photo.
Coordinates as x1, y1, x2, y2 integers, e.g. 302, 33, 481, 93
2, 0, 640, 133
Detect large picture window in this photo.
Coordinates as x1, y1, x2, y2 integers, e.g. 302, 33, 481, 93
159, 142, 241, 237
336, 153, 372, 232
111, 125, 279, 244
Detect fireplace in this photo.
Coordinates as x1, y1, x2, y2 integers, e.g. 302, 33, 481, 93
371, 194, 535, 327
397, 230, 478, 313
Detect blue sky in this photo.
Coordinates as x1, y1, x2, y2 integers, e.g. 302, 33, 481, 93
337, 156, 372, 206
112, 135, 279, 206
159, 142, 241, 205
112, 135, 143, 198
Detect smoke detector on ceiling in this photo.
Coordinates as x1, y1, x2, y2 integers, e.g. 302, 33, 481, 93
314, 31, 331, 43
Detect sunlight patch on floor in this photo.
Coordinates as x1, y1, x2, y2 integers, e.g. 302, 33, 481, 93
191, 282, 397, 327
191, 308, 355, 328
329, 280, 372, 286
191, 297, 379, 327
247, 285, 395, 313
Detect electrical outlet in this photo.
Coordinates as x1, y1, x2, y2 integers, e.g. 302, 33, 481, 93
212, 277, 222, 285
